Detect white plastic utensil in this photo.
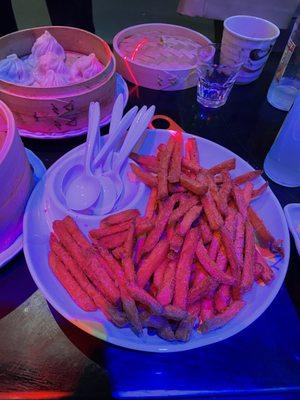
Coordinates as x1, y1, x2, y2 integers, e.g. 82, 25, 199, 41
101, 105, 155, 214
96, 105, 148, 214
109, 94, 124, 138
65, 102, 101, 211
102, 94, 124, 171
112, 105, 155, 169
93, 106, 139, 170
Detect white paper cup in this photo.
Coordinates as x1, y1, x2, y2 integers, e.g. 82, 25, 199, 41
222, 15, 280, 84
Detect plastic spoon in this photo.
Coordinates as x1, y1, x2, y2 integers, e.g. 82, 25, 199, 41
101, 105, 155, 214
65, 102, 101, 211
93, 106, 139, 170
97, 105, 149, 214
102, 93, 124, 171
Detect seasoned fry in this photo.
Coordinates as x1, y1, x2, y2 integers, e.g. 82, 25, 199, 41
248, 207, 273, 245
157, 136, 174, 199
52, 220, 86, 266
163, 305, 188, 321
130, 163, 158, 187
196, 240, 236, 285
233, 170, 262, 185
174, 227, 199, 310
83, 249, 120, 304
235, 213, 245, 265
157, 260, 176, 306
218, 171, 232, 213
169, 183, 187, 193
89, 221, 131, 239
187, 301, 202, 317
142, 196, 177, 254
202, 191, 223, 231
137, 239, 169, 288
207, 174, 228, 217
175, 314, 196, 342
208, 158, 236, 175
119, 286, 143, 336
140, 313, 175, 341
127, 284, 163, 315
215, 245, 228, 272
224, 209, 237, 241
214, 284, 231, 313
178, 205, 202, 236
124, 222, 135, 258
200, 300, 245, 332
170, 232, 184, 252
241, 222, 255, 291
122, 256, 136, 283
180, 173, 208, 196
214, 174, 224, 185
199, 298, 215, 322
153, 260, 168, 290
102, 209, 140, 226
251, 182, 268, 199
248, 207, 283, 255
135, 217, 154, 237
182, 158, 201, 173
242, 182, 253, 206
135, 237, 145, 264
168, 249, 178, 261
233, 186, 248, 220
112, 246, 126, 261
168, 131, 182, 183
169, 195, 199, 224
95, 230, 128, 250
220, 226, 240, 280
49, 251, 96, 312
95, 246, 127, 287
63, 216, 90, 250
186, 138, 199, 164
199, 216, 213, 244
208, 233, 221, 261
130, 153, 158, 173
188, 269, 214, 305
145, 187, 158, 219
254, 262, 263, 281
255, 249, 274, 283
166, 224, 175, 241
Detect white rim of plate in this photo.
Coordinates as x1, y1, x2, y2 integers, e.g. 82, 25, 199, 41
18, 74, 129, 140
0, 149, 46, 268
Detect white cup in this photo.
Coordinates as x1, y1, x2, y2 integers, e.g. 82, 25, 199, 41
222, 15, 280, 84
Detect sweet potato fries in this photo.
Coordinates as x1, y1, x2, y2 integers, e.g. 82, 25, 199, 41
49, 132, 283, 342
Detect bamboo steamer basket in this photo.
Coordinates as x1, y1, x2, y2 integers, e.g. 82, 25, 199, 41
0, 26, 116, 135
113, 23, 211, 91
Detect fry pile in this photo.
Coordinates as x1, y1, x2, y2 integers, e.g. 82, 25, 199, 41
49, 131, 283, 342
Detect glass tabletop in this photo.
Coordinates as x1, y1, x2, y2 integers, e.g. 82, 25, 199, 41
0, 52, 299, 400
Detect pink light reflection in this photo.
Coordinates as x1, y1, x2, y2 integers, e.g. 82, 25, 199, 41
130, 38, 148, 61
122, 38, 149, 99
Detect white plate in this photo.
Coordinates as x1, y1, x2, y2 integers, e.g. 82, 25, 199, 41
284, 203, 300, 256
19, 74, 129, 140
0, 149, 46, 268
23, 129, 290, 352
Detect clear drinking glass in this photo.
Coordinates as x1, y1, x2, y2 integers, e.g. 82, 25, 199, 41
197, 43, 245, 108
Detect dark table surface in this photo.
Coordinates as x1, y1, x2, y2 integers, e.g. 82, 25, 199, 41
0, 52, 300, 400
